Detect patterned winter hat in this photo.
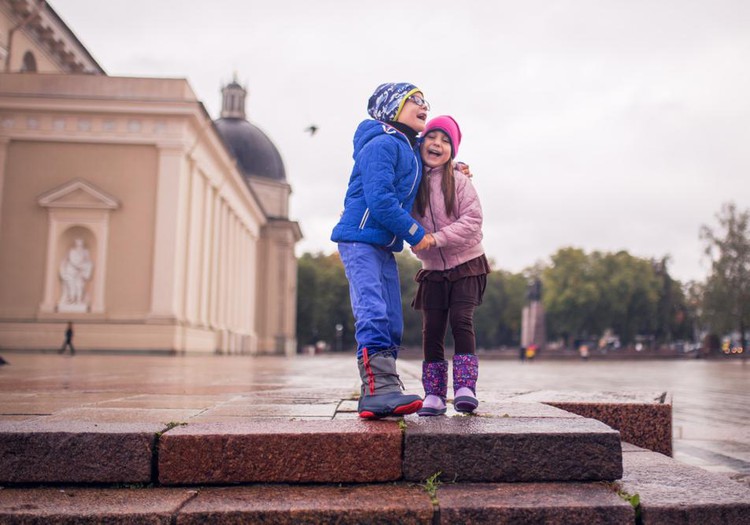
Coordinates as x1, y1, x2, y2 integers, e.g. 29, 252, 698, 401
367, 82, 421, 122
423, 115, 462, 157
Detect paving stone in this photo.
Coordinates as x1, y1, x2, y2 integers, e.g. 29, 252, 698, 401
158, 419, 402, 484
437, 483, 633, 524
93, 394, 236, 409
41, 407, 203, 424
516, 390, 673, 456
403, 416, 622, 482
197, 403, 338, 418
0, 488, 197, 524
0, 421, 162, 484
176, 485, 434, 524
471, 401, 583, 418
620, 447, 750, 524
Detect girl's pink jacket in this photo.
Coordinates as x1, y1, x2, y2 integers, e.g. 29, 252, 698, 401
412, 166, 485, 271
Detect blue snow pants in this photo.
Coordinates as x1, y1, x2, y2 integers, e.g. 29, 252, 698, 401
338, 242, 402, 359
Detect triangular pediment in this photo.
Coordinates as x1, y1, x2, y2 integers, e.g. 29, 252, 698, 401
38, 179, 119, 210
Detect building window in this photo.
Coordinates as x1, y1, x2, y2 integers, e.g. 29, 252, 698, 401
20, 51, 37, 72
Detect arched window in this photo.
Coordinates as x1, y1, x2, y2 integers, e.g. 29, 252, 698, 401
20, 51, 37, 73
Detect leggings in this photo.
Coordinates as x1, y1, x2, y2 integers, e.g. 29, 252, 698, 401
423, 302, 476, 362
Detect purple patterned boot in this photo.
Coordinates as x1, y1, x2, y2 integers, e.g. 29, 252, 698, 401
453, 354, 479, 413
418, 360, 448, 416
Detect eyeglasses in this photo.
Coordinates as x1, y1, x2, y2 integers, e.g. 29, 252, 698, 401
408, 95, 431, 111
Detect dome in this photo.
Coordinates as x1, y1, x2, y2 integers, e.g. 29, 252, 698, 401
215, 118, 286, 182
214, 78, 286, 182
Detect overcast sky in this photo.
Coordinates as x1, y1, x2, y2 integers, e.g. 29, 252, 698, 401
51, 0, 750, 283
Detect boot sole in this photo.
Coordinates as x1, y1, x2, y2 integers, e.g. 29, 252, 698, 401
359, 399, 423, 419
454, 397, 479, 413
417, 406, 447, 417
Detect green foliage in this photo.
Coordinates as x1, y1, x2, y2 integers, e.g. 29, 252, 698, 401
396, 251, 423, 347
296, 252, 355, 350
542, 248, 692, 345
296, 241, 698, 351
422, 471, 442, 504
700, 202, 750, 348
474, 269, 527, 347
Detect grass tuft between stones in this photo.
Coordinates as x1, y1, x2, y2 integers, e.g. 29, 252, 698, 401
422, 471, 442, 505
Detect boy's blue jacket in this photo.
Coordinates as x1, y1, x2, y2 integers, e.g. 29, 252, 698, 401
331, 119, 425, 252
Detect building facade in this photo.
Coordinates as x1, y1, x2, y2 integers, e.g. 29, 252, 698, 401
0, 0, 301, 354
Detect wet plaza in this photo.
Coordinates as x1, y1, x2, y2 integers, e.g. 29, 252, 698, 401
1, 352, 748, 488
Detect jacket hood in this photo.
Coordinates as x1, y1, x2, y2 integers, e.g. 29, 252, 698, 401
353, 119, 410, 156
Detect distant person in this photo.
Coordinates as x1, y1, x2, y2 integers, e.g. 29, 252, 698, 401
410, 116, 490, 416
331, 82, 433, 419
579, 344, 590, 361
525, 344, 537, 361
59, 321, 75, 355
519, 346, 527, 362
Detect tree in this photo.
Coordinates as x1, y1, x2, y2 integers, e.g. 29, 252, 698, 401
700, 202, 750, 353
542, 248, 602, 345
296, 252, 355, 351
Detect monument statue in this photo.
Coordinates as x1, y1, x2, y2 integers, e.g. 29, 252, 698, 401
58, 238, 93, 311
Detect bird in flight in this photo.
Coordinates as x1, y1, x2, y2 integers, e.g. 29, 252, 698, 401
305, 125, 318, 136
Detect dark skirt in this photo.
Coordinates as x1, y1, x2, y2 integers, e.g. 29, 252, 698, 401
412, 254, 490, 310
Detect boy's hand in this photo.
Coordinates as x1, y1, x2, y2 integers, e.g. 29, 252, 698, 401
456, 161, 472, 178
412, 233, 436, 252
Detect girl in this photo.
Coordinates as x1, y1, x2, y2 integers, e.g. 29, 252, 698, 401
411, 115, 490, 416
331, 82, 433, 419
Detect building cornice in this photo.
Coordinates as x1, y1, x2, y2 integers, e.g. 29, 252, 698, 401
1, 0, 104, 74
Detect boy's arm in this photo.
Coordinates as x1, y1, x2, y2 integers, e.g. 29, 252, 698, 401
358, 139, 425, 246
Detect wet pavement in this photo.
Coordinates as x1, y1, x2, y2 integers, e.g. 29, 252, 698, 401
1, 352, 748, 487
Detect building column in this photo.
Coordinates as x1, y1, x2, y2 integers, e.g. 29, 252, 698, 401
0, 138, 9, 236
199, 181, 214, 327
183, 164, 205, 325
148, 145, 189, 323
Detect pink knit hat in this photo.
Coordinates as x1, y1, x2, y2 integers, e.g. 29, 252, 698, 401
422, 115, 462, 157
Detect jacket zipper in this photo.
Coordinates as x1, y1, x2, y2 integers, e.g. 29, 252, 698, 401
386, 152, 420, 247
427, 174, 447, 268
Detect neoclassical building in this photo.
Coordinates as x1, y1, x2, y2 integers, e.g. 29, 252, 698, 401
0, 0, 301, 354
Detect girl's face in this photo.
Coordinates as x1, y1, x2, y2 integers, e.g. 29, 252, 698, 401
396, 92, 429, 132
420, 130, 452, 168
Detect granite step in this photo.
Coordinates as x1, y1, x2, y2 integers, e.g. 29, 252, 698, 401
1, 448, 749, 524
0, 403, 623, 485
159, 412, 622, 485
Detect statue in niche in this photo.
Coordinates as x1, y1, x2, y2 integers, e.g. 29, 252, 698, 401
58, 238, 94, 311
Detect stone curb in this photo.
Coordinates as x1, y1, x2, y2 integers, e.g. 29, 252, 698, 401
158, 420, 402, 484
403, 416, 623, 482
0, 421, 163, 484
619, 445, 750, 524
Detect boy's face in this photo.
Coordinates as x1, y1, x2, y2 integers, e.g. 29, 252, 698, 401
420, 130, 452, 168
396, 92, 428, 133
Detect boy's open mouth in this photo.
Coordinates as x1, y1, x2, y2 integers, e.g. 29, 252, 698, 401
417, 112, 427, 121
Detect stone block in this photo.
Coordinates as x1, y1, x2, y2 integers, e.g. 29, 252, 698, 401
176, 485, 434, 524
0, 421, 161, 484
517, 390, 672, 456
620, 447, 750, 524
158, 419, 402, 484
403, 417, 622, 482
0, 488, 196, 524
438, 483, 633, 524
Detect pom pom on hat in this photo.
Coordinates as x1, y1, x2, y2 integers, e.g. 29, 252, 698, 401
367, 82, 421, 122
423, 115, 462, 157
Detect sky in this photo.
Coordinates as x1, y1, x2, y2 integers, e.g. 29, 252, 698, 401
51, 0, 750, 283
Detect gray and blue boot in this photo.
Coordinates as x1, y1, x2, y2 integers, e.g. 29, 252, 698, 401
357, 348, 423, 419
453, 354, 479, 413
